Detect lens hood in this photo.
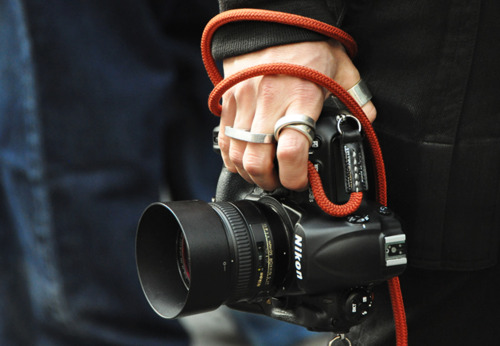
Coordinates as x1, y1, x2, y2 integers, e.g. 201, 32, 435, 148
136, 200, 231, 318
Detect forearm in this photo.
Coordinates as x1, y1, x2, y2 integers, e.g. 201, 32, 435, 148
212, 0, 346, 60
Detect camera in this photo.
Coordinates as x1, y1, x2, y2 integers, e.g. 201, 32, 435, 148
135, 100, 406, 333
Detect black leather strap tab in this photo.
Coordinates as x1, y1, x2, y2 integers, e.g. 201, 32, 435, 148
339, 129, 369, 193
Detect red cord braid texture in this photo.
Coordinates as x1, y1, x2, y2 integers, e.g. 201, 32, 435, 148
307, 161, 363, 216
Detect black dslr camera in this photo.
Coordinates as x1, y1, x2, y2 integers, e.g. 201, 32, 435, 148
135, 101, 406, 333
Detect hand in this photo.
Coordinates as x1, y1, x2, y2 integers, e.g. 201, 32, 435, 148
218, 40, 376, 191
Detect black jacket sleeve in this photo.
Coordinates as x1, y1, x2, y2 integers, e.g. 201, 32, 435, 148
212, 0, 346, 60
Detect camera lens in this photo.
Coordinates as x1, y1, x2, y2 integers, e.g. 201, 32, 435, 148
136, 199, 290, 319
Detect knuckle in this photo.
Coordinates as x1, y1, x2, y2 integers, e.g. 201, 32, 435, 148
223, 160, 238, 173
258, 76, 281, 102
228, 147, 244, 167
276, 134, 309, 191
288, 81, 322, 102
218, 135, 230, 153
276, 136, 302, 163
363, 102, 377, 123
243, 152, 273, 177
233, 81, 256, 100
368, 107, 377, 122
276, 146, 297, 164
222, 88, 235, 101
282, 175, 308, 191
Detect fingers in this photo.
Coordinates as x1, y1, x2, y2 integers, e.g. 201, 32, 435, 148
362, 101, 377, 123
220, 74, 323, 191
218, 40, 377, 192
275, 126, 311, 190
238, 75, 285, 190
219, 79, 257, 183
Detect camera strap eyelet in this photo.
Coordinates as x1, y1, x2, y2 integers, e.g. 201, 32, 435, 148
336, 114, 362, 135
329, 334, 352, 346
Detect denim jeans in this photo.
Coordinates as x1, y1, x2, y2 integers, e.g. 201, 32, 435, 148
0, 0, 221, 344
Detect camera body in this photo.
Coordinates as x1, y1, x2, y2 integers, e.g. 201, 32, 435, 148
136, 101, 406, 333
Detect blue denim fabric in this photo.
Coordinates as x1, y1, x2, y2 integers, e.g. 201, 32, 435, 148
0, 0, 220, 344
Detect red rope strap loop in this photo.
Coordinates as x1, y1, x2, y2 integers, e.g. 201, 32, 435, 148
202, 9, 407, 346
307, 161, 363, 217
201, 8, 358, 86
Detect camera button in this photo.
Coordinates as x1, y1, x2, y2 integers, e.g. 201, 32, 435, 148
344, 289, 373, 323
311, 136, 321, 149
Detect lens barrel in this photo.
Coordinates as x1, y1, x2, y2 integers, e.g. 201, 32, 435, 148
136, 199, 289, 319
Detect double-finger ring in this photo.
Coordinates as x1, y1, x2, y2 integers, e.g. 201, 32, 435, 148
224, 126, 275, 144
273, 114, 316, 141
281, 124, 315, 146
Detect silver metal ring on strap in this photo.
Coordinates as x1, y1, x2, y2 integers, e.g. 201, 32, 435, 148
273, 114, 316, 141
224, 126, 275, 143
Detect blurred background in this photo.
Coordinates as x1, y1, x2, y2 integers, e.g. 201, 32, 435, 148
0, 1, 330, 345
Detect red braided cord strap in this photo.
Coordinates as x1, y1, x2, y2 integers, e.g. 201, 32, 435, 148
307, 161, 363, 217
201, 8, 358, 86
389, 277, 408, 345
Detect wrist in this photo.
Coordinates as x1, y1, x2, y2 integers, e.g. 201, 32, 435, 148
212, 1, 346, 60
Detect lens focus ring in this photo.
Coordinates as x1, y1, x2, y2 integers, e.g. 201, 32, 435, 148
211, 202, 253, 299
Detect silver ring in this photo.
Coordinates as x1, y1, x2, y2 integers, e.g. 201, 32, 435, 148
224, 126, 275, 144
330, 79, 372, 109
279, 124, 315, 147
346, 79, 372, 107
274, 114, 315, 141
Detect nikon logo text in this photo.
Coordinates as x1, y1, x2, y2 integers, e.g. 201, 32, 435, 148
294, 234, 303, 280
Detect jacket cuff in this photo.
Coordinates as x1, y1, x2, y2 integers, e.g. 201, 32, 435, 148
212, 0, 346, 60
